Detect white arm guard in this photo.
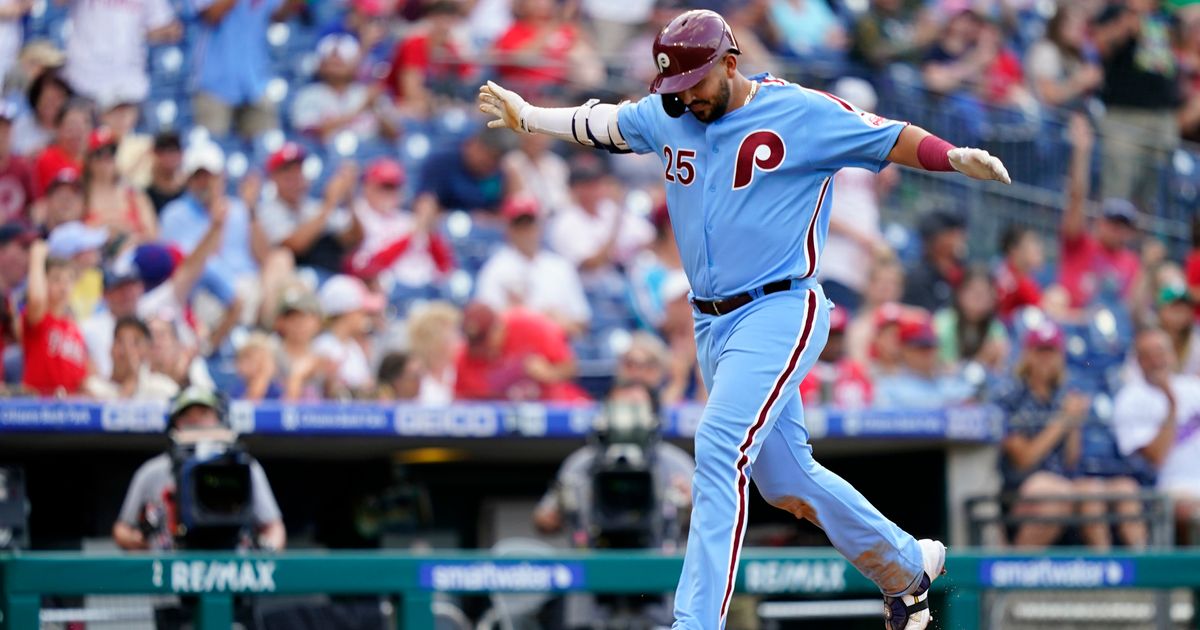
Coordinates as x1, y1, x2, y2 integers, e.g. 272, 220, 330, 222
521, 100, 631, 153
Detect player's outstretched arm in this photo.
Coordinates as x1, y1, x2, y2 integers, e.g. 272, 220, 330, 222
887, 125, 1011, 184
477, 81, 632, 153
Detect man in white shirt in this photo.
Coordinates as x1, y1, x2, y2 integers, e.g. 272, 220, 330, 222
475, 196, 590, 336
63, 0, 181, 104
548, 156, 653, 283
255, 142, 360, 279
291, 34, 390, 144
1114, 328, 1200, 540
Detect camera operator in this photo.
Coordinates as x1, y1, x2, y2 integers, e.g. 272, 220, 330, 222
112, 386, 286, 552
533, 380, 694, 629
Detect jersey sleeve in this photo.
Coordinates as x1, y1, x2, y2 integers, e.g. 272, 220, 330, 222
798, 88, 906, 172
616, 96, 661, 156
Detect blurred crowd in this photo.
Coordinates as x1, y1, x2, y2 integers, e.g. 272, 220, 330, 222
3, 0, 1200, 548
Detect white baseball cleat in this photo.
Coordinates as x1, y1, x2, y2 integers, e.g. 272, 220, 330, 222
882, 539, 946, 630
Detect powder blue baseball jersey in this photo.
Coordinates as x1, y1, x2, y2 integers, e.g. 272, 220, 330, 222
617, 73, 905, 299
615, 73, 925, 630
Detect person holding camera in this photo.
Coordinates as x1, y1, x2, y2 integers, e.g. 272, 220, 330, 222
533, 380, 694, 629
112, 386, 286, 551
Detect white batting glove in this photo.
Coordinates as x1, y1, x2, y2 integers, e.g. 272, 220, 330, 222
477, 81, 531, 133
948, 147, 1011, 184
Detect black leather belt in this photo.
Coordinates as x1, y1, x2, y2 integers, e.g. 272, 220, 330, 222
692, 279, 794, 316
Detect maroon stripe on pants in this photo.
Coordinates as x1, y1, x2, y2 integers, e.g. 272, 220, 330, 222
718, 290, 818, 622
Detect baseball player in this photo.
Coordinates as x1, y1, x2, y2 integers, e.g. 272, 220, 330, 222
479, 9, 1010, 630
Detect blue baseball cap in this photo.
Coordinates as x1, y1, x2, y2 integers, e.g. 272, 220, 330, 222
0, 221, 36, 246
46, 221, 107, 258
1101, 198, 1138, 226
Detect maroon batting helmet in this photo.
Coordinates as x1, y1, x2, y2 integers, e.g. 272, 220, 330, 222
649, 9, 740, 95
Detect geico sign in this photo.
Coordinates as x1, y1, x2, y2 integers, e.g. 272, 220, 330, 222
393, 407, 500, 437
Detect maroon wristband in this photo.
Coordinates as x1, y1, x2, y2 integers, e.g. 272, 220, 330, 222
917, 135, 955, 172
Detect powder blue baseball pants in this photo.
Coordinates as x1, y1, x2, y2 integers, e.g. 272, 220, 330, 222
672, 282, 924, 630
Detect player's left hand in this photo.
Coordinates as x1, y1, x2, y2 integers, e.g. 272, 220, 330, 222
948, 147, 1011, 185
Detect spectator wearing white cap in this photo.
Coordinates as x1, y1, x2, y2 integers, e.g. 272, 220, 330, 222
817, 77, 895, 315
161, 141, 289, 327
256, 143, 361, 280
313, 274, 385, 397
63, 0, 181, 105
349, 158, 454, 294
46, 219, 106, 319
0, 102, 32, 223
475, 195, 590, 336
292, 34, 395, 144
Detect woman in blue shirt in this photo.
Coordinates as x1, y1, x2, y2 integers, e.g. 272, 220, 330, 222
996, 321, 1148, 548
995, 322, 1088, 547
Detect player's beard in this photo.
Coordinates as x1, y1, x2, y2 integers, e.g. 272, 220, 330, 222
693, 79, 731, 123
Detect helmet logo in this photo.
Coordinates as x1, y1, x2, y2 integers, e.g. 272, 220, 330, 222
656, 52, 671, 73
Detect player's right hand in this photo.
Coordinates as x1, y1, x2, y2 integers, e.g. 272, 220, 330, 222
478, 81, 530, 133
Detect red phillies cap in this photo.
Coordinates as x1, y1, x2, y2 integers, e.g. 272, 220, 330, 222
899, 318, 937, 347
501, 196, 540, 222
1024, 322, 1064, 351
873, 302, 906, 328
829, 306, 848, 333
363, 158, 405, 187
354, 0, 388, 16
46, 166, 82, 191
88, 127, 117, 153
266, 142, 306, 173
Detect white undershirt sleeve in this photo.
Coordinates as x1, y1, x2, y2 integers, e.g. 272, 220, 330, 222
521, 101, 630, 152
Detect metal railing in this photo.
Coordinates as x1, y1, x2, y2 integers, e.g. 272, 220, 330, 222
965, 491, 1175, 549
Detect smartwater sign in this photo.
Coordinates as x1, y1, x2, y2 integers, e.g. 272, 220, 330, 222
742, 559, 847, 594
419, 561, 586, 592
981, 558, 1135, 588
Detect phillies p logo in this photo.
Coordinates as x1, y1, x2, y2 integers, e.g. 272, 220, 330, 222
733, 130, 785, 190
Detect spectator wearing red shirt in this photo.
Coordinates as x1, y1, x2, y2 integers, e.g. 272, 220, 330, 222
454, 301, 587, 402
0, 103, 34, 224
995, 226, 1044, 320
1059, 113, 1140, 309
800, 307, 873, 409
384, 0, 474, 117
32, 98, 92, 198
348, 158, 454, 293
21, 239, 88, 396
491, 0, 603, 97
